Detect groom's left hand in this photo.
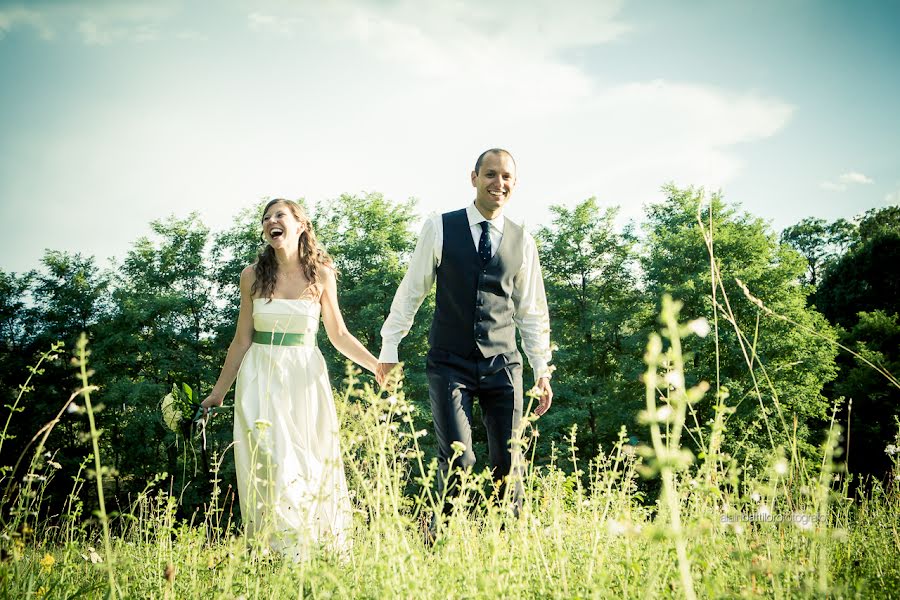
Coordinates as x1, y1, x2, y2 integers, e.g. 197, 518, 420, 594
534, 377, 553, 417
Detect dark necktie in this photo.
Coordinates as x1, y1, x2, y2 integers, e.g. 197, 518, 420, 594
478, 220, 492, 265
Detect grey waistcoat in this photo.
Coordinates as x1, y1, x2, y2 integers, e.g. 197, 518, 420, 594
429, 208, 524, 357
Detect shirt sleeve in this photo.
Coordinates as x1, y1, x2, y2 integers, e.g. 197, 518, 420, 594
512, 230, 553, 382
379, 216, 439, 363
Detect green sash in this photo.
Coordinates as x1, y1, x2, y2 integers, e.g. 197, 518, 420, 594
252, 330, 316, 347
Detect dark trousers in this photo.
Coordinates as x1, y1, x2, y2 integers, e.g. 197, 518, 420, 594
426, 347, 524, 514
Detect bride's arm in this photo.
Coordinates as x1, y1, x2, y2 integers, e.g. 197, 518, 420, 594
201, 266, 256, 410
320, 266, 379, 375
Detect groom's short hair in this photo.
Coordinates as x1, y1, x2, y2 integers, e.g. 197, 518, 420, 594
474, 148, 516, 175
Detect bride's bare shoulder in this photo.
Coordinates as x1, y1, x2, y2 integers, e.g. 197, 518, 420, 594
240, 265, 258, 289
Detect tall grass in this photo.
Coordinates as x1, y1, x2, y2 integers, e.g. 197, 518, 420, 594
2, 299, 899, 598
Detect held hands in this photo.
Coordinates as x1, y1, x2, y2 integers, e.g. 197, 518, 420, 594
533, 377, 553, 417
376, 362, 400, 390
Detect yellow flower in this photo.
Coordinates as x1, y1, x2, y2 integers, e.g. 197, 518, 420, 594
40, 553, 55, 573
35, 586, 48, 598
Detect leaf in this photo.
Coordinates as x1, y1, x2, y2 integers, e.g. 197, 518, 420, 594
160, 393, 183, 433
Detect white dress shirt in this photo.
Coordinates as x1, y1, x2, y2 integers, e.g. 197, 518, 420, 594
379, 203, 553, 382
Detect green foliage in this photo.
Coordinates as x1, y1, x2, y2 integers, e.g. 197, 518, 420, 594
780, 217, 857, 287
809, 205, 900, 479
313, 192, 433, 402
642, 185, 839, 464
209, 199, 270, 348
834, 311, 900, 477
816, 206, 900, 328
535, 198, 648, 460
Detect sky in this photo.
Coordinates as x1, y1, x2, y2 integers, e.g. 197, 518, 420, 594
1, 0, 898, 274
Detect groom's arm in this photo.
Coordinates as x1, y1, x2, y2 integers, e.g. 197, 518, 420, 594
512, 230, 554, 415
378, 215, 440, 372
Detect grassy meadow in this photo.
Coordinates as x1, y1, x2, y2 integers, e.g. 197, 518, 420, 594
3, 294, 900, 600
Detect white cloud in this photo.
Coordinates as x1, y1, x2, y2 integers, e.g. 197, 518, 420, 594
820, 170, 874, 192
0, 0, 798, 272
839, 171, 873, 185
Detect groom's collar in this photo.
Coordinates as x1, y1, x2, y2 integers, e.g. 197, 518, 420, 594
466, 203, 505, 232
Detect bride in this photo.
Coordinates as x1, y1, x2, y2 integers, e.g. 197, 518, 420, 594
201, 198, 379, 559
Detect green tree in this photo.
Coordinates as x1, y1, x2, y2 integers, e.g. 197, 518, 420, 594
0, 269, 37, 482
92, 214, 221, 506
313, 192, 438, 468
815, 205, 900, 480
780, 217, 857, 287
0, 252, 110, 514
816, 206, 900, 328
642, 185, 839, 464
314, 192, 427, 389
0, 270, 35, 354
834, 311, 900, 479
535, 198, 647, 459
209, 199, 270, 354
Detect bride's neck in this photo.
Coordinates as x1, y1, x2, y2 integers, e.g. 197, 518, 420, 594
274, 246, 300, 266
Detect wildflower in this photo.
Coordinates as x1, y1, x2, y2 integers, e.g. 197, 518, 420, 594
66, 402, 81, 414
415, 429, 427, 438
35, 586, 47, 598
81, 546, 102, 564
689, 479, 698, 488
663, 371, 683, 388
751, 492, 761, 502
885, 444, 898, 456
254, 419, 272, 432
606, 520, 627, 536
40, 553, 55, 573
387, 396, 398, 407
757, 504, 771, 519
450, 441, 467, 454
656, 405, 673, 421
48, 461, 62, 469
774, 459, 788, 476
687, 318, 710, 338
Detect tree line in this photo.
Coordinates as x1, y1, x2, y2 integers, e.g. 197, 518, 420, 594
1, 187, 897, 519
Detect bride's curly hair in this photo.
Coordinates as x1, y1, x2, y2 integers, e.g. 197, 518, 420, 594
251, 199, 334, 301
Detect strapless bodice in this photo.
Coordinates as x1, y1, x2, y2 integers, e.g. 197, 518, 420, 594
252, 298, 320, 335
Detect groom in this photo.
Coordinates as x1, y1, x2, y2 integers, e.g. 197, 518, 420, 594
377, 148, 553, 522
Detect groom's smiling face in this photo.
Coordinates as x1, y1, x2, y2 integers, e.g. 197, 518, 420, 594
472, 152, 517, 216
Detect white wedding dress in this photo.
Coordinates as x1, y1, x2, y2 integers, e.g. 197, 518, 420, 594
233, 298, 351, 559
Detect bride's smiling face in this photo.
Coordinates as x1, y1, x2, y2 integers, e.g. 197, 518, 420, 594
262, 201, 305, 248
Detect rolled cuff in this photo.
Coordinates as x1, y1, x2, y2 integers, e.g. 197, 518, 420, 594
531, 360, 552, 383
378, 345, 400, 364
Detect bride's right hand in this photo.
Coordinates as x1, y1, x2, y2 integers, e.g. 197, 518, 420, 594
200, 394, 224, 415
